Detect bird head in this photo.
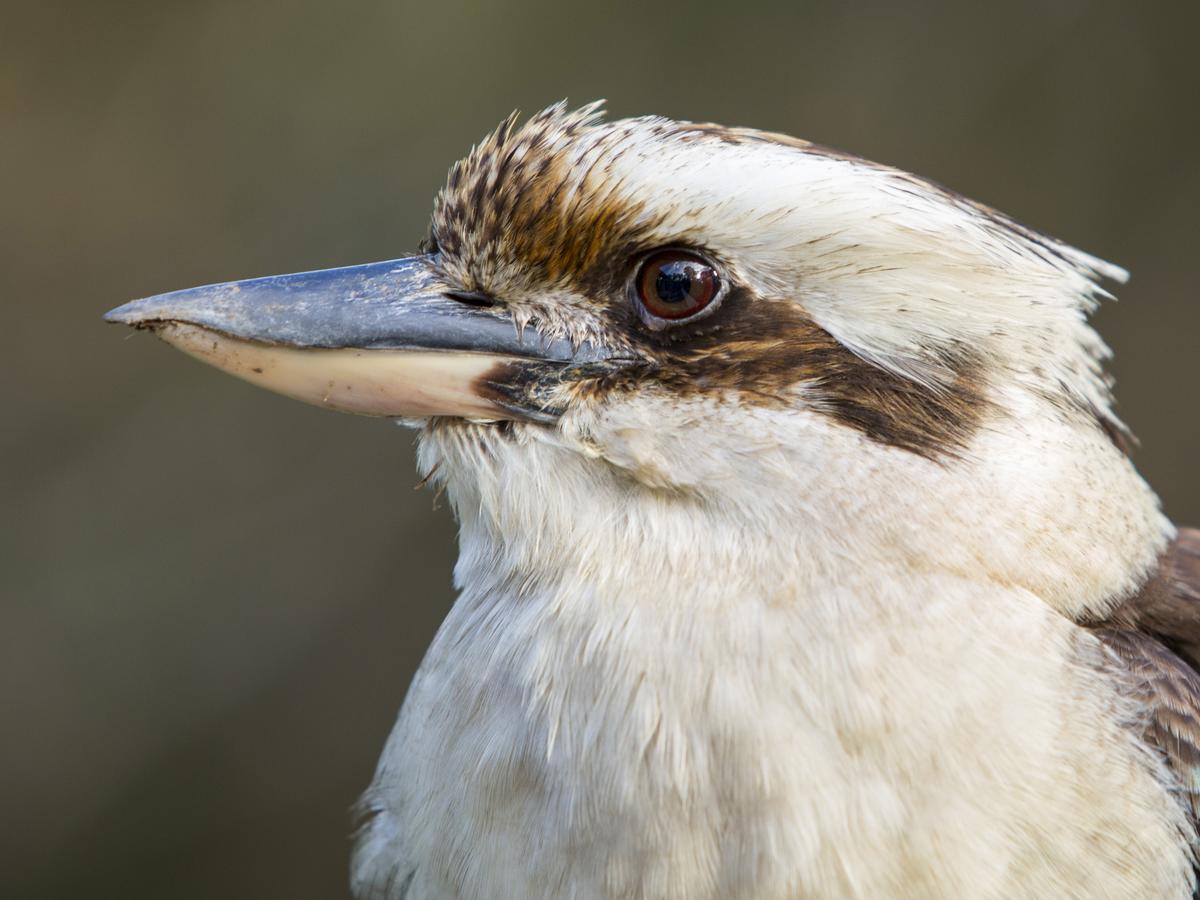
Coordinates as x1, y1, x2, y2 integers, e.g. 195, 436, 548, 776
106, 102, 1166, 613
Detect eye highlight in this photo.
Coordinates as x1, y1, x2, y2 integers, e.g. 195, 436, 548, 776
635, 250, 721, 323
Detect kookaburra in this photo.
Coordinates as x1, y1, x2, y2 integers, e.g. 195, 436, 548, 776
107, 102, 1200, 899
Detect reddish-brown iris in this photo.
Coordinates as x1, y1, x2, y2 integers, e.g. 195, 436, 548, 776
636, 250, 720, 321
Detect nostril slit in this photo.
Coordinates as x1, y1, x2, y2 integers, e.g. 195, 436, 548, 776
445, 290, 497, 308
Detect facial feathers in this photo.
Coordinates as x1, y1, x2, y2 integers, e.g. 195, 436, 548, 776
429, 102, 1129, 459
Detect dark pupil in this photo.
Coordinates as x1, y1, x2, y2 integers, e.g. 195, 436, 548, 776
655, 262, 694, 304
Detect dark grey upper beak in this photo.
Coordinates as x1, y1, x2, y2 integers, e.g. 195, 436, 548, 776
105, 255, 614, 421
105, 255, 604, 363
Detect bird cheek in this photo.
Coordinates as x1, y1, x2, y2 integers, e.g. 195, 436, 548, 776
558, 399, 731, 491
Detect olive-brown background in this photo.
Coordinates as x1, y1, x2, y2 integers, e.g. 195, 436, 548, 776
4, 1, 1198, 896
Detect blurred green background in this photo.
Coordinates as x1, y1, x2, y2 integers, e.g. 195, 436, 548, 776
3, 0, 1198, 896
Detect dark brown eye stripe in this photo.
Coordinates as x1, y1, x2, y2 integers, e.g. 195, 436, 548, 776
585, 285, 990, 460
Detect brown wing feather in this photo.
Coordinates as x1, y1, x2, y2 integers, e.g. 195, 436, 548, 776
1130, 528, 1200, 664
1093, 626, 1200, 821
1088, 528, 1200, 826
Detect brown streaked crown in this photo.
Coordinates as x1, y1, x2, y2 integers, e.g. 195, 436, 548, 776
430, 103, 666, 300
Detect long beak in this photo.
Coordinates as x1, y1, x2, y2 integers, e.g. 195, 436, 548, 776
105, 255, 607, 422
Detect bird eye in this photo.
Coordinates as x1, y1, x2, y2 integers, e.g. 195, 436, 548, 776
635, 250, 721, 323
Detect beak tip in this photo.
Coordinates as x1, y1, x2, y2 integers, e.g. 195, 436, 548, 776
104, 299, 148, 326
